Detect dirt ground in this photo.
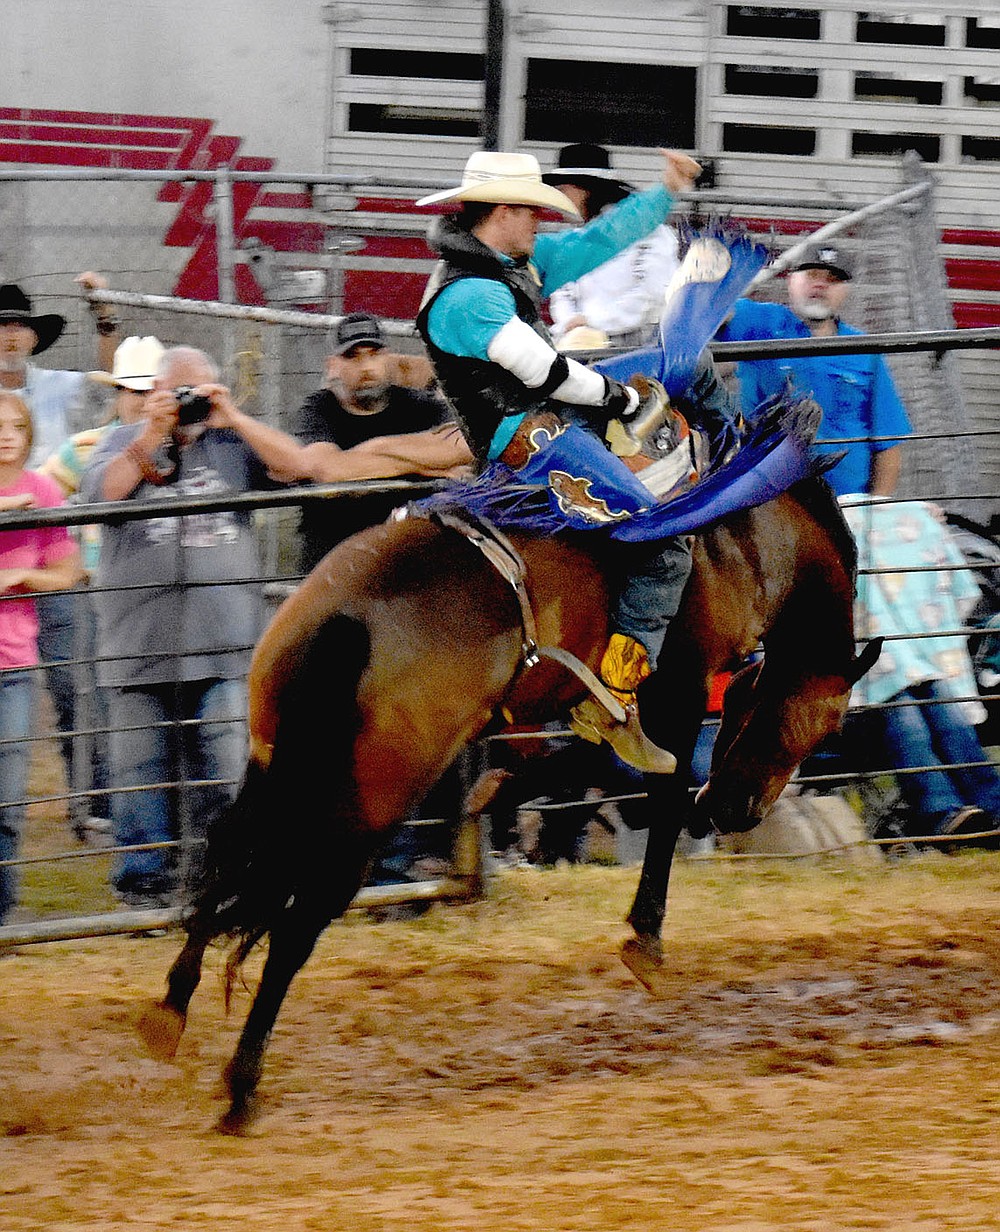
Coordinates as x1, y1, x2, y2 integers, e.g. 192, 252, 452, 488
3, 852, 1000, 1232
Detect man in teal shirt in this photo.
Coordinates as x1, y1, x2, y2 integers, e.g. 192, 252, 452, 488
416, 148, 700, 772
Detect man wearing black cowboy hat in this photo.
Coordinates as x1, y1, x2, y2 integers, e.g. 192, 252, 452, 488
542, 144, 680, 349
717, 239, 912, 496
0, 273, 118, 836
0, 276, 118, 467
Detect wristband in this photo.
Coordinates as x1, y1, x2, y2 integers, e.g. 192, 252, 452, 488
124, 439, 170, 486
95, 317, 119, 336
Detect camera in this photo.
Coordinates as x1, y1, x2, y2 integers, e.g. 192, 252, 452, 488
173, 385, 213, 426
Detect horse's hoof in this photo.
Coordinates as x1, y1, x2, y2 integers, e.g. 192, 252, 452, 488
620, 936, 668, 995
136, 1001, 186, 1060
215, 1099, 257, 1136
463, 767, 512, 816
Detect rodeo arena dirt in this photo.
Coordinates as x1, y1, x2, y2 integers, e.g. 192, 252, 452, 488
4, 152, 1000, 1229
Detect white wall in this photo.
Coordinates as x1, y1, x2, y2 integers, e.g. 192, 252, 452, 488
2, 0, 330, 171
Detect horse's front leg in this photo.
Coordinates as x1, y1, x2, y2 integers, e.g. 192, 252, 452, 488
217, 901, 332, 1135
623, 812, 684, 987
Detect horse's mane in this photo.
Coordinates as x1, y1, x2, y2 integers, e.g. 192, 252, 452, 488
788, 474, 860, 585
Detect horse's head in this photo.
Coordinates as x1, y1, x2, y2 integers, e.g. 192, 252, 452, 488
696, 639, 882, 833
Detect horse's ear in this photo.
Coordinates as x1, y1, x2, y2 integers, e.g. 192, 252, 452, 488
847, 637, 883, 685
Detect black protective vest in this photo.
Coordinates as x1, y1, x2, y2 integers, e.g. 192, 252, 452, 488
416, 216, 557, 464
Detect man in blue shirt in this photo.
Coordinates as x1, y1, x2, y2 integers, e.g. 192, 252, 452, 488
415, 148, 700, 773
719, 242, 912, 496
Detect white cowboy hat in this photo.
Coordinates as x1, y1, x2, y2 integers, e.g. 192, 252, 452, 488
89, 335, 166, 391
416, 151, 580, 217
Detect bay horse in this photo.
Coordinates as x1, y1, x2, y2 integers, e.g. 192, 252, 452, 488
137, 473, 878, 1132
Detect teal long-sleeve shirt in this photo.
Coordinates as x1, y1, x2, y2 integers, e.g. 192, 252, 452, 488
425, 183, 675, 361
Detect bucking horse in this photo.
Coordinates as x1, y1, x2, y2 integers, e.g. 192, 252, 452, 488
137, 232, 880, 1131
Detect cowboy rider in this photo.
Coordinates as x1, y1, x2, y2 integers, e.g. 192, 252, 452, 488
415, 148, 701, 773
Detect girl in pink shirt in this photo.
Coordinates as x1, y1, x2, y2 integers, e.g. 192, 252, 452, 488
1, 393, 81, 924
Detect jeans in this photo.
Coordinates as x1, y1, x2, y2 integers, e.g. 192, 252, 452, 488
0, 670, 36, 923
106, 678, 247, 899
614, 535, 693, 669
36, 588, 110, 825
35, 588, 76, 762
72, 592, 110, 821
881, 679, 1000, 831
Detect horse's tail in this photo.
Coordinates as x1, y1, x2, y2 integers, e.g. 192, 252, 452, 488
189, 612, 373, 995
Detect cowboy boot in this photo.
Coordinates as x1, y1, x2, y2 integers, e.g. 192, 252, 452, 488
569, 633, 677, 774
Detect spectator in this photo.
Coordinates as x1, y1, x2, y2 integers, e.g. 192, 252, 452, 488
79, 345, 307, 908
0, 393, 83, 924
0, 275, 119, 833
843, 496, 1000, 844
292, 311, 472, 571
286, 312, 473, 888
415, 148, 700, 772
717, 242, 912, 496
543, 143, 680, 350
40, 335, 167, 841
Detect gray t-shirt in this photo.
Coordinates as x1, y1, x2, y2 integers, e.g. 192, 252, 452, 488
81, 423, 271, 687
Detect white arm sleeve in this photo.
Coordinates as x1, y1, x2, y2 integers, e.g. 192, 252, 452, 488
486, 315, 607, 406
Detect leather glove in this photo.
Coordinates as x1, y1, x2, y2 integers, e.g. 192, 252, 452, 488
606, 376, 680, 459
602, 375, 641, 421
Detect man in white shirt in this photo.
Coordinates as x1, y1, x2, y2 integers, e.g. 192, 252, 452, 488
543, 144, 680, 349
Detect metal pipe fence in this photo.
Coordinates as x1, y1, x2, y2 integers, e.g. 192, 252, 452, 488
2, 158, 1000, 944
3, 399, 1000, 946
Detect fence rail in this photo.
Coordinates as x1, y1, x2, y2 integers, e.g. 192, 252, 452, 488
3, 407, 1000, 947
3, 156, 1000, 945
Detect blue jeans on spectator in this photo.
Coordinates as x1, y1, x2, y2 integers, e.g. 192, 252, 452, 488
0, 670, 36, 923
106, 678, 247, 903
73, 592, 110, 823
881, 679, 1000, 832
35, 588, 75, 759
36, 588, 111, 828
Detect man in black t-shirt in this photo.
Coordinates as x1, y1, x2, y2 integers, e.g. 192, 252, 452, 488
294, 311, 471, 570
293, 312, 473, 892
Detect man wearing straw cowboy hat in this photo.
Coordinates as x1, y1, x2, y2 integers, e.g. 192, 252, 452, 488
415, 147, 700, 773
40, 335, 167, 842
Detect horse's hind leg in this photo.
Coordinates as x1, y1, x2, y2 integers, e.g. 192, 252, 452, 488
217, 899, 332, 1135
136, 906, 218, 1060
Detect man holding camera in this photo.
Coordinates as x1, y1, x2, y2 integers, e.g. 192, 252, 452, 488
80, 345, 306, 909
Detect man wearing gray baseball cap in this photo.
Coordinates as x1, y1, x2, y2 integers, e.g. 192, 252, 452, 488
718, 238, 911, 497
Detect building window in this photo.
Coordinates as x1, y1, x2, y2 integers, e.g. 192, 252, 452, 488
725, 6, 821, 39
961, 136, 1000, 162
851, 131, 941, 161
348, 49, 484, 80
966, 18, 1000, 50
347, 104, 480, 138
524, 60, 696, 146
722, 123, 816, 156
854, 73, 943, 106
724, 64, 819, 98
964, 76, 1000, 106
855, 12, 947, 47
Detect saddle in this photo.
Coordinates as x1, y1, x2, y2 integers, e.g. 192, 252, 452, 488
423, 505, 627, 723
